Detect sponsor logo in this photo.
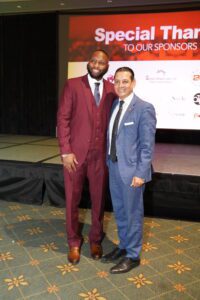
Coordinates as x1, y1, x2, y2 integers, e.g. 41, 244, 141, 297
171, 96, 186, 101
192, 71, 200, 87
193, 74, 200, 81
194, 93, 200, 105
145, 69, 176, 83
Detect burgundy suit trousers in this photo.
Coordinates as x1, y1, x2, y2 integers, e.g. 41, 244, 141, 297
64, 149, 107, 248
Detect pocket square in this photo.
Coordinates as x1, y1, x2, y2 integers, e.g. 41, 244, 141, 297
124, 122, 134, 126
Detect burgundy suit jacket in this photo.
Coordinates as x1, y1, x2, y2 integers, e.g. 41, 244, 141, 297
57, 75, 115, 166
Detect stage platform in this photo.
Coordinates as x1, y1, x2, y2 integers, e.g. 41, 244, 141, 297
0, 134, 199, 220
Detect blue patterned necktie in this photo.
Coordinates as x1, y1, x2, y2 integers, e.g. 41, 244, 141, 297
94, 82, 100, 106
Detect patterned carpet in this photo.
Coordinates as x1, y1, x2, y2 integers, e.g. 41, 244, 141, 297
0, 200, 199, 300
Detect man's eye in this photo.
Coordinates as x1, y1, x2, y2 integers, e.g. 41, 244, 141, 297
90, 59, 106, 66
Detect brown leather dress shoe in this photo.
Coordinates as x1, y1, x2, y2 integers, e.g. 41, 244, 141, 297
68, 247, 80, 264
90, 244, 103, 260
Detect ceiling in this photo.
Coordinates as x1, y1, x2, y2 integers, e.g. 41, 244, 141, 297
0, 0, 199, 15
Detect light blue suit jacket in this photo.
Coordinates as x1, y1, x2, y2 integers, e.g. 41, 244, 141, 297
108, 94, 157, 184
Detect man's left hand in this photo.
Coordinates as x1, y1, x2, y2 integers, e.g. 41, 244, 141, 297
131, 176, 145, 188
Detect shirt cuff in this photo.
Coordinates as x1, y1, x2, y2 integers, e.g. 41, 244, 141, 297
61, 154, 69, 158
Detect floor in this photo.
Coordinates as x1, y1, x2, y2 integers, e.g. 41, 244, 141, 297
0, 134, 200, 176
0, 200, 199, 300
0, 134, 199, 299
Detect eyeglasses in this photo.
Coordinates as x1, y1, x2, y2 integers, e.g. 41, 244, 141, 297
89, 58, 107, 66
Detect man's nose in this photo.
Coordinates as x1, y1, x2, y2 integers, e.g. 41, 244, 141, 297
118, 82, 124, 88
93, 61, 100, 67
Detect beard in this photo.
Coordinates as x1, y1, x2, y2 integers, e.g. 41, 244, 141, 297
87, 63, 109, 80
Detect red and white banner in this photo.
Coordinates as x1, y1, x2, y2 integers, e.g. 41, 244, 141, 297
66, 11, 200, 130
68, 11, 200, 61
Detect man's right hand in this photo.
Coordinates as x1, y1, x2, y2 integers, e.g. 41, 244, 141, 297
62, 153, 78, 172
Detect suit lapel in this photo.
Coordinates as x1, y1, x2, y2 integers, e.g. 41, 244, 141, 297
101, 79, 110, 105
110, 99, 118, 115
118, 94, 137, 134
107, 99, 118, 142
81, 75, 93, 116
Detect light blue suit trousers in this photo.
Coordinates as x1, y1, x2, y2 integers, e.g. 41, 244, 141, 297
109, 159, 144, 259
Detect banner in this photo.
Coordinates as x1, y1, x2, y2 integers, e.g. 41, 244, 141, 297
67, 11, 200, 129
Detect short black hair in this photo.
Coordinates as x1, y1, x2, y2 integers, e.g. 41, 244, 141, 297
114, 67, 135, 81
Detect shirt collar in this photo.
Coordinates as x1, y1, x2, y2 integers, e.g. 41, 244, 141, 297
119, 92, 134, 107
87, 74, 103, 86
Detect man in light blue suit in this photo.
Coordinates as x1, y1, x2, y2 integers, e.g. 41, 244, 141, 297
102, 67, 157, 274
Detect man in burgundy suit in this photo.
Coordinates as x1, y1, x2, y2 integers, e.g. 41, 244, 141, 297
57, 49, 115, 264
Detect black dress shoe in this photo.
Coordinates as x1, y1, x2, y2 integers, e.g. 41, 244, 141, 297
101, 247, 126, 263
110, 257, 140, 274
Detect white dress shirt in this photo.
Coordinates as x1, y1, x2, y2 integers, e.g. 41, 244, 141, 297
87, 74, 103, 101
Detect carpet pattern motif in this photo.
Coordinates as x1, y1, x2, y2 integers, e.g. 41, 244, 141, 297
0, 200, 199, 300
